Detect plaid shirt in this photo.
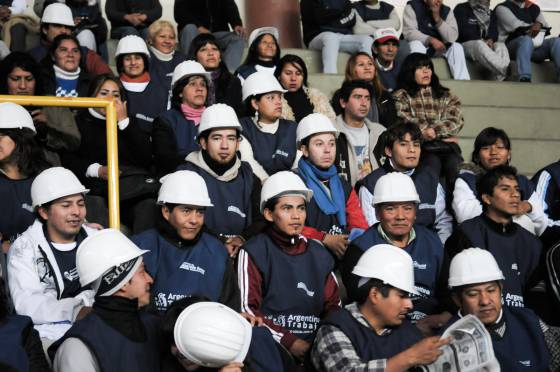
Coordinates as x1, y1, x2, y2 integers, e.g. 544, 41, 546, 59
311, 303, 390, 372
393, 87, 464, 138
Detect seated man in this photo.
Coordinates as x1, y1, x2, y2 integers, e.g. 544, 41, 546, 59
446, 165, 543, 308
352, 0, 401, 36
358, 122, 453, 243
0, 0, 31, 52
132, 170, 239, 313
296, 113, 368, 259
454, 0, 510, 80
495, 0, 560, 83
372, 27, 403, 91
446, 248, 560, 371
7, 167, 96, 347
313, 244, 449, 371
403, 0, 471, 80
238, 171, 340, 364
50, 229, 161, 372
104, 0, 162, 40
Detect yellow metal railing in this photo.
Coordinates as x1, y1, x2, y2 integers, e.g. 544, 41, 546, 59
0, 95, 120, 229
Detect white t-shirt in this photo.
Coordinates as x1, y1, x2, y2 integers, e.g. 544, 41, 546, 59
342, 122, 372, 180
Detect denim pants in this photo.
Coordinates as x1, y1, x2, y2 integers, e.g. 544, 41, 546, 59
308, 31, 374, 73
507, 35, 560, 82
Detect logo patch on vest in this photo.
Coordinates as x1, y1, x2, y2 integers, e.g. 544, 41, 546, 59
413, 261, 427, 270
135, 113, 154, 123
519, 360, 532, 367
504, 293, 524, 307
64, 268, 79, 282
21, 203, 33, 213
179, 262, 205, 275
272, 149, 289, 158
228, 206, 246, 218
297, 282, 315, 297
418, 203, 435, 210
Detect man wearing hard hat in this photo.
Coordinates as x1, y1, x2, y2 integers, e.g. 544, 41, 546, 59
49, 229, 160, 372
238, 171, 340, 364
7, 167, 97, 347
295, 113, 368, 259
445, 247, 559, 371
342, 172, 451, 330
178, 104, 264, 258
312, 244, 449, 371
132, 170, 239, 313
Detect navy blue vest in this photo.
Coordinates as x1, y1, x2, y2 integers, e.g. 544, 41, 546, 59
235, 64, 258, 80
497, 1, 540, 25
239, 118, 297, 175
533, 162, 560, 221
354, 1, 394, 22
0, 0, 12, 6
352, 224, 444, 319
158, 108, 200, 161
321, 308, 423, 361
459, 171, 535, 200
0, 315, 31, 372
180, 160, 254, 237
149, 51, 186, 93
125, 79, 170, 134
0, 175, 34, 244
360, 167, 438, 230
132, 229, 228, 312
408, 0, 451, 39
243, 234, 335, 341
458, 216, 542, 307
51, 312, 160, 372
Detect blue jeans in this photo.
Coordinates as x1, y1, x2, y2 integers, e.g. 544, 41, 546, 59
507, 35, 560, 82
308, 32, 373, 73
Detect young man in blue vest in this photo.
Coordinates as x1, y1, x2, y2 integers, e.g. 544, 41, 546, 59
178, 104, 263, 258
132, 170, 239, 313
358, 122, 453, 243
402, 0, 471, 80
238, 171, 340, 364
445, 165, 543, 308
446, 248, 560, 371
50, 229, 161, 372
343, 172, 451, 333
313, 244, 449, 370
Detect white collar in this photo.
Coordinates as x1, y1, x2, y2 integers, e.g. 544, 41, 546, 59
149, 46, 174, 62
53, 64, 81, 80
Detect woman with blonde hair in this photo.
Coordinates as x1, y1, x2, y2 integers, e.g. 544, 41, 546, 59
146, 20, 187, 89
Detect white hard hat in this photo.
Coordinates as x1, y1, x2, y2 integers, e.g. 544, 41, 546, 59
171, 60, 211, 90
242, 71, 287, 101
76, 229, 148, 289
296, 113, 338, 147
41, 3, 75, 27
448, 248, 505, 288
174, 302, 252, 368
0, 102, 36, 133
31, 167, 89, 207
352, 244, 419, 295
198, 104, 242, 138
157, 170, 213, 207
372, 172, 420, 205
115, 35, 150, 58
260, 171, 313, 213
248, 26, 279, 48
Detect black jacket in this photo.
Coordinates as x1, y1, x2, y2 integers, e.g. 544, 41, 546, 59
454, 2, 499, 42
174, 0, 242, 33
105, 0, 162, 30
300, 0, 356, 46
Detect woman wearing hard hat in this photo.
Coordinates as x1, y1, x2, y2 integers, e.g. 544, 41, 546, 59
235, 27, 280, 84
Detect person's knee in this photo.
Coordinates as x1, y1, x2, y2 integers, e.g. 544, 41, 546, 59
448, 42, 466, 56
409, 40, 426, 54
181, 23, 198, 36
358, 36, 373, 54
517, 35, 534, 52
321, 32, 341, 48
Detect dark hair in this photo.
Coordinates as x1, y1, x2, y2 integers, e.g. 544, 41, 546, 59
116, 53, 150, 75
397, 53, 449, 99
263, 197, 281, 214
476, 165, 518, 208
160, 295, 210, 345
242, 32, 280, 66
49, 34, 81, 62
0, 52, 43, 95
471, 127, 511, 167
344, 52, 384, 99
383, 122, 422, 153
40, 21, 74, 41
274, 54, 309, 88
339, 80, 375, 103
87, 74, 127, 101
170, 75, 209, 109
0, 128, 51, 177
242, 92, 265, 118
355, 278, 392, 305
198, 127, 242, 143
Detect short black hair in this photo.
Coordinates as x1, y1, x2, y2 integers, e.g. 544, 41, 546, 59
242, 93, 265, 118
476, 165, 518, 209
383, 121, 422, 154
198, 127, 242, 143
339, 80, 374, 103
49, 34, 81, 61
170, 75, 209, 109
355, 278, 392, 305
274, 54, 309, 88
472, 127, 511, 166
0, 51, 43, 95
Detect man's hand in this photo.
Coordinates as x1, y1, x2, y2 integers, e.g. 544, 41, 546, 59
415, 312, 452, 336
197, 26, 211, 34
224, 236, 244, 258
30, 109, 48, 126
234, 25, 247, 38
76, 306, 92, 321
98, 166, 109, 180
428, 37, 446, 54
528, 22, 542, 37
219, 363, 244, 372
124, 13, 142, 27
322, 234, 349, 259
484, 38, 494, 49
115, 99, 128, 122
389, 336, 450, 369
516, 200, 533, 215
239, 312, 264, 326
289, 339, 310, 362
422, 127, 437, 141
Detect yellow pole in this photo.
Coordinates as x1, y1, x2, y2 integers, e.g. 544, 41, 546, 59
0, 95, 121, 228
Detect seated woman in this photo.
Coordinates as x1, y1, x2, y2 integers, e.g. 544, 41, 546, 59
275, 54, 336, 123
234, 27, 280, 84
452, 127, 547, 236
332, 52, 396, 127
188, 33, 243, 114
116, 35, 170, 134
61, 75, 156, 234
152, 61, 211, 176
239, 71, 298, 182
393, 53, 464, 187
146, 20, 187, 92
40, 34, 92, 98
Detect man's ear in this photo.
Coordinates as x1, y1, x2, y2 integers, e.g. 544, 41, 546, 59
368, 286, 380, 305
161, 206, 171, 221
481, 193, 491, 207
263, 208, 274, 223
37, 207, 49, 221
339, 98, 347, 110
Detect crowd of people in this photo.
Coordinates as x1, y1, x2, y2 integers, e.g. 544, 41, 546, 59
0, 0, 559, 371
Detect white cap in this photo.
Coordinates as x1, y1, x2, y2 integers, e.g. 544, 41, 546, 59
115, 35, 150, 58
242, 71, 287, 101
260, 171, 312, 213
373, 27, 400, 44
171, 60, 211, 90
198, 104, 242, 138
0, 102, 36, 133
174, 302, 252, 368
248, 26, 279, 48
41, 3, 75, 27
296, 113, 338, 147
77, 229, 148, 290
31, 167, 89, 207
372, 172, 420, 205
448, 248, 505, 288
157, 170, 213, 207
352, 244, 419, 295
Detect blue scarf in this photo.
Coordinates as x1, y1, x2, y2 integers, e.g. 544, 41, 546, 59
298, 158, 347, 227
